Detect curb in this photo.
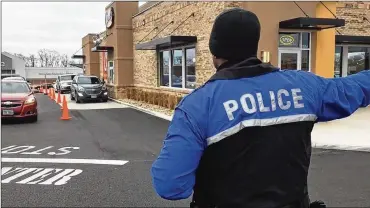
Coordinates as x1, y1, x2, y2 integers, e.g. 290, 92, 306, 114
109, 98, 173, 121
312, 143, 370, 153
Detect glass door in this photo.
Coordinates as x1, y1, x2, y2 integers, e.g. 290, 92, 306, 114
278, 50, 301, 70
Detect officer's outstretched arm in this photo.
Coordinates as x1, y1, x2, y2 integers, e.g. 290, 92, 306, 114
316, 70, 370, 122
151, 108, 206, 200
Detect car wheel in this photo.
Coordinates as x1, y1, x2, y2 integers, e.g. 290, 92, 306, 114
30, 115, 38, 123
102, 99, 108, 103
70, 92, 75, 100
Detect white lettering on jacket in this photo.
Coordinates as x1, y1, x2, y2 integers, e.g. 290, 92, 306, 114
223, 88, 305, 121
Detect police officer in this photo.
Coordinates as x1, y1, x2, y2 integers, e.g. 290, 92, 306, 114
151, 8, 370, 208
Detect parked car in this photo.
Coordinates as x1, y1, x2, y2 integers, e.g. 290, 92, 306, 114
1, 80, 38, 122
56, 74, 76, 94
70, 75, 108, 103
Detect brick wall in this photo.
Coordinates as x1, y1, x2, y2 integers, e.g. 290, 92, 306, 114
337, 2, 370, 36
132, 2, 232, 91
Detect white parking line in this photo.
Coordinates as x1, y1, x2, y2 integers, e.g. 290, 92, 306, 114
2, 158, 129, 166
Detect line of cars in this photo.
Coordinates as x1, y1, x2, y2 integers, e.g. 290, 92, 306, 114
1, 73, 109, 123
54, 74, 109, 103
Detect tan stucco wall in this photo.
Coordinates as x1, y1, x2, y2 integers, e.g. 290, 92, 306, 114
82, 34, 100, 77
243, 2, 317, 67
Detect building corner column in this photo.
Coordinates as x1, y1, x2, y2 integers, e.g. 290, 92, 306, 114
313, 2, 337, 78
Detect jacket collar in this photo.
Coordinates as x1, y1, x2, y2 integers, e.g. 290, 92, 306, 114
208, 57, 278, 82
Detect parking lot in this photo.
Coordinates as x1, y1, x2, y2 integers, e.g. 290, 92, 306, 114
2, 93, 370, 207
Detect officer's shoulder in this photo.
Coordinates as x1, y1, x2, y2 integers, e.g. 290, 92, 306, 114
177, 82, 212, 108
278, 69, 322, 80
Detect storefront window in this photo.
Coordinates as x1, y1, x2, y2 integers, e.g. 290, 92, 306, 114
334, 46, 342, 77
278, 32, 311, 71
108, 61, 114, 84
302, 33, 310, 49
301, 50, 309, 71
185, 48, 196, 89
171, 50, 183, 88
159, 51, 170, 87
158, 46, 196, 89
347, 47, 370, 76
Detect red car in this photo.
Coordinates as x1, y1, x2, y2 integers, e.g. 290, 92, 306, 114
1, 80, 38, 122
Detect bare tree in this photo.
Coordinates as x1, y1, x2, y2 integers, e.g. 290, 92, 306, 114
15, 49, 76, 68
46, 50, 61, 67
38, 49, 48, 67
29, 54, 36, 67
60, 54, 69, 67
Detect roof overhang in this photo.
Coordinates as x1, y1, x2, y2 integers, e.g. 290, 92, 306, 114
135, 36, 197, 50
71, 55, 85, 59
336, 35, 370, 45
91, 46, 114, 52
279, 17, 345, 30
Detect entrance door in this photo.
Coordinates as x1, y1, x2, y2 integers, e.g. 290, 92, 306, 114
278, 50, 301, 70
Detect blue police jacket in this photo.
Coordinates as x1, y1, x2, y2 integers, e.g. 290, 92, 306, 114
151, 58, 370, 207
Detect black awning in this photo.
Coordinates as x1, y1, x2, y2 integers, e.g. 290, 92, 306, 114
69, 63, 83, 68
135, 36, 197, 50
336, 35, 370, 45
71, 55, 85, 59
91, 46, 114, 52
279, 17, 345, 30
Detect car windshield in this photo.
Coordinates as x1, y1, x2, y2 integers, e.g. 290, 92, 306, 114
60, 75, 75, 81
2, 82, 31, 94
78, 77, 100, 84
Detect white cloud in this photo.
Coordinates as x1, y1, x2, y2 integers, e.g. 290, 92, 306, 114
2, 2, 110, 57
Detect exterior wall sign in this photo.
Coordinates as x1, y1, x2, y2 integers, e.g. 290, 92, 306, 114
38, 72, 75, 75
279, 33, 300, 47
105, 7, 114, 29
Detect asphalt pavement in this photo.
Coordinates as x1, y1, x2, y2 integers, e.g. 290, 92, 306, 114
2, 93, 370, 207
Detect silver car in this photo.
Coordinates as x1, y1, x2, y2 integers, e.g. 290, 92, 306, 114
56, 74, 76, 94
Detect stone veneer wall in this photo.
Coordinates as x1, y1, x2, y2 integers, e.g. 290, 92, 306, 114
337, 2, 370, 36
127, 2, 243, 108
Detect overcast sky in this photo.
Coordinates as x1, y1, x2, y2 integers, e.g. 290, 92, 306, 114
1, 2, 145, 57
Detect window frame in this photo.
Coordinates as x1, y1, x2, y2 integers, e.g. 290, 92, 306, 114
335, 44, 370, 77
108, 60, 114, 84
278, 32, 312, 72
157, 44, 196, 90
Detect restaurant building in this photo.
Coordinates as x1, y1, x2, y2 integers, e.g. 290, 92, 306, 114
77, 1, 370, 110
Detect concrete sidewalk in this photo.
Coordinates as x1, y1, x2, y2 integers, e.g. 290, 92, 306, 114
312, 107, 370, 152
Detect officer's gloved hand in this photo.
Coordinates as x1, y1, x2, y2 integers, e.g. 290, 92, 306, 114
310, 200, 326, 208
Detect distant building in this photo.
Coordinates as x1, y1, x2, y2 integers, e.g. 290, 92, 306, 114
1, 52, 26, 79
25, 67, 83, 85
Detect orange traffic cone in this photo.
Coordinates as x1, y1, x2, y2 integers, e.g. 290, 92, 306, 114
49, 88, 54, 99
60, 95, 71, 120
57, 91, 62, 104
52, 89, 56, 101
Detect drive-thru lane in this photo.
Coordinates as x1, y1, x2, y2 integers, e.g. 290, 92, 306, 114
2, 94, 370, 207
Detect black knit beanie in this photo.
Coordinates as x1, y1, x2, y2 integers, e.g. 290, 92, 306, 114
209, 8, 261, 61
